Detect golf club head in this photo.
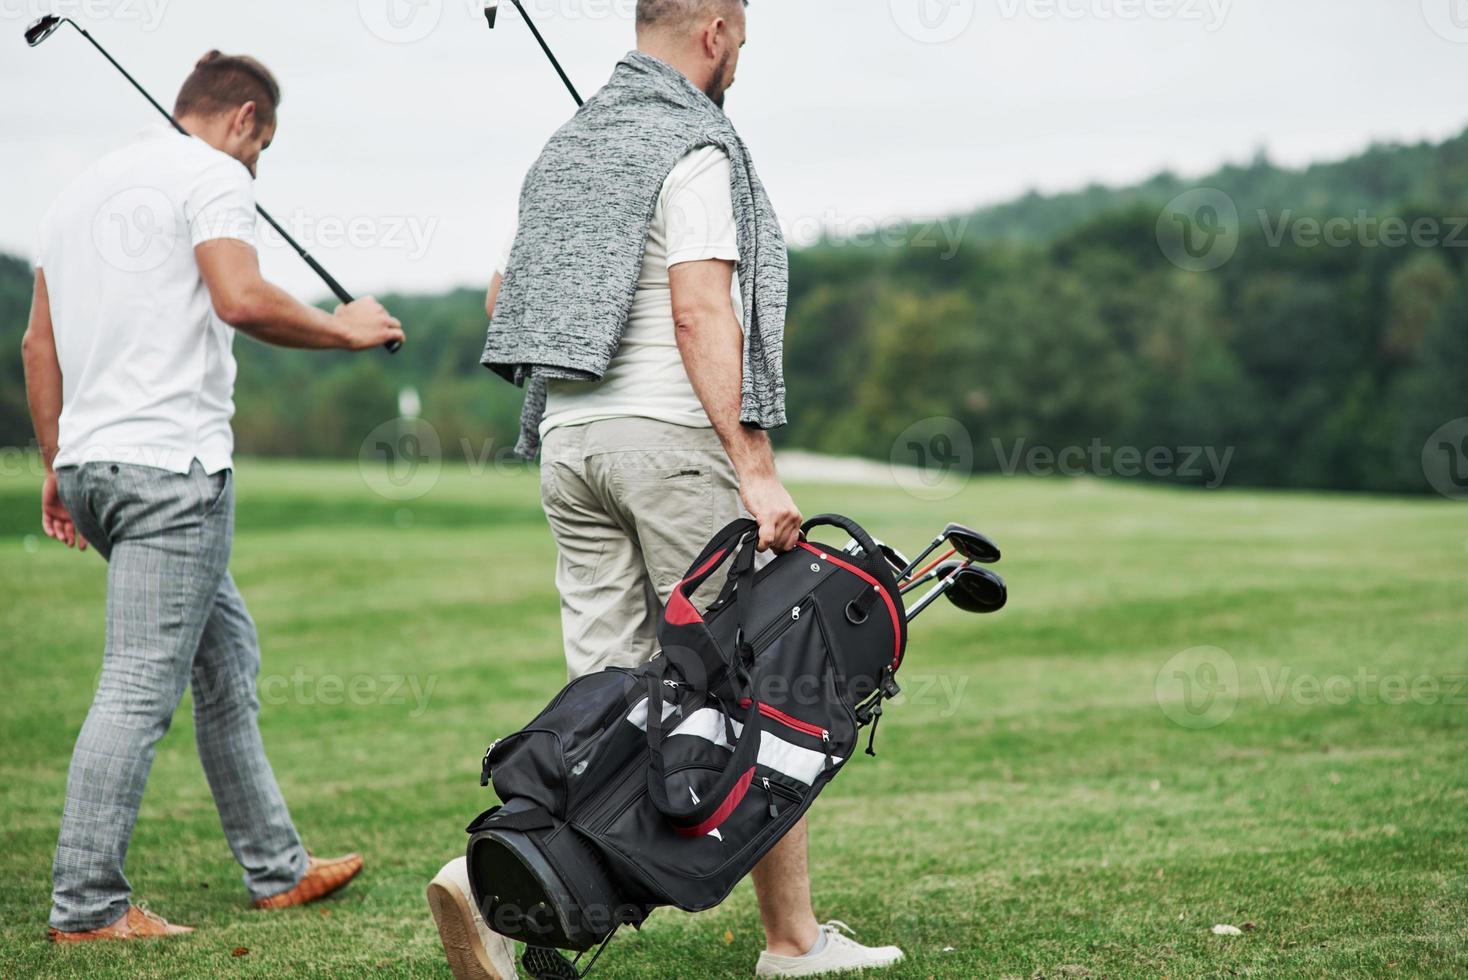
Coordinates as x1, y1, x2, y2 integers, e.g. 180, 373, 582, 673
25, 15, 63, 47
943, 522, 1002, 564
484, 0, 499, 28
946, 565, 1007, 614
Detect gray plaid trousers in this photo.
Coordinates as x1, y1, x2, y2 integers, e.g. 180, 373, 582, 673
50, 461, 306, 931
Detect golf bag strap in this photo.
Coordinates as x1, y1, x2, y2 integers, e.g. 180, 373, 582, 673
643, 671, 765, 836
659, 518, 760, 675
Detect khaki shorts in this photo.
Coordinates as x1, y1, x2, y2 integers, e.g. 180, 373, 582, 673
539, 418, 748, 680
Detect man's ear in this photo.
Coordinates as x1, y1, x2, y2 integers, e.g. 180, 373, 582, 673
233, 101, 258, 138
703, 18, 725, 58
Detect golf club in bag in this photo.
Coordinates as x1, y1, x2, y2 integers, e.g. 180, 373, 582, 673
466, 515, 1006, 980
23, 14, 401, 354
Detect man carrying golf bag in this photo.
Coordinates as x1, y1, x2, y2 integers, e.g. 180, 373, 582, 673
426, 2, 903, 976
22, 50, 402, 941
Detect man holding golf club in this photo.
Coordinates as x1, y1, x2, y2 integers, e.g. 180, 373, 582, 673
427, 2, 904, 976
22, 49, 402, 941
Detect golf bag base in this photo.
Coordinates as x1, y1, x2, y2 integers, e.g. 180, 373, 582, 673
466, 799, 651, 951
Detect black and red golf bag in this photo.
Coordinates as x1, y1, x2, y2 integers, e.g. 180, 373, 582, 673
464, 514, 908, 976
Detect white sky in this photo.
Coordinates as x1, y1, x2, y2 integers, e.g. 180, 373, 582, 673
3, 0, 1466, 298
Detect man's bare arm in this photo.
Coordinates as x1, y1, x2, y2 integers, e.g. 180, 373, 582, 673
486, 271, 504, 320
21, 269, 84, 549
670, 258, 801, 552
194, 239, 403, 351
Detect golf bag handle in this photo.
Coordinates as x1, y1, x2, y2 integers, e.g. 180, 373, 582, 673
800, 514, 881, 562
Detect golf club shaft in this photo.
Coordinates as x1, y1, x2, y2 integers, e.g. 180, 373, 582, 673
510, 0, 584, 106
897, 532, 947, 581
905, 562, 970, 620
59, 19, 399, 354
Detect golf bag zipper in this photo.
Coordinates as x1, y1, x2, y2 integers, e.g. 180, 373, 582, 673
737, 699, 831, 743
762, 777, 779, 818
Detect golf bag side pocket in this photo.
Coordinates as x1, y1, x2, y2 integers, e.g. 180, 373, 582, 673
485, 667, 643, 818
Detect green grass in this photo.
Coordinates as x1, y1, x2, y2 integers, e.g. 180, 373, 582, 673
1, 459, 1465, 979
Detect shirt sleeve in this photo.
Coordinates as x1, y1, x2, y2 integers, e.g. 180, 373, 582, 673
662, 147, 740, 268
186, 156, 259, 249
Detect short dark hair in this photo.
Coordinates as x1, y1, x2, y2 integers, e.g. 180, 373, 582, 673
636, 0, 747, 33
174, 51, 280, 132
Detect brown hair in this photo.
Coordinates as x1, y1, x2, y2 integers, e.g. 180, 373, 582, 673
173, 51, 281, 132
637, 0, 747, 33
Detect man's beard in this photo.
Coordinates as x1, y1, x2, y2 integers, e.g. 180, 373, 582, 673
704, 51, 732, 108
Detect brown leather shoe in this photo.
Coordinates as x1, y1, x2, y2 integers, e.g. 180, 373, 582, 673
253, 853, 364, 910
48, 905, 195, 943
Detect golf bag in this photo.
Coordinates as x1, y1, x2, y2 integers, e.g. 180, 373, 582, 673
465, 514, 908, 970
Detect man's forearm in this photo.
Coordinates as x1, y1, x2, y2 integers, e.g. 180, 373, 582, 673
21, 337, 62, 471
222, 278, 348, 349
22, 274, 62, 470
675, 307, 778, 478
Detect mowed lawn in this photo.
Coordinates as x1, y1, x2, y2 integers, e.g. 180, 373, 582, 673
1, 459, 1464, 979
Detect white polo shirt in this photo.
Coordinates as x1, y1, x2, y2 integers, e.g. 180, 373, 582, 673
495, 146, 743, 438
36, 125, 259, 475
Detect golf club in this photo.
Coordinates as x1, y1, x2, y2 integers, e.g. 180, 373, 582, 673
906, 562, 1007, 620
897, 522, 1002, 580
24, 14, 401, 354
900, 557, 964, 595
843, 538, 911, 578
484, 0, 585, 107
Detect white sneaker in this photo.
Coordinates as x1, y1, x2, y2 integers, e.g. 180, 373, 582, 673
427, 856, 519, 980
755, 920, 905, 977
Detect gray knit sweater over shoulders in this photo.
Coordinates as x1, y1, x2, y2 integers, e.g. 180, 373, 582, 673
481, 50, 789, 459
